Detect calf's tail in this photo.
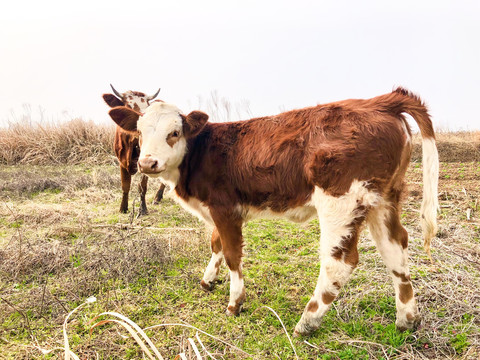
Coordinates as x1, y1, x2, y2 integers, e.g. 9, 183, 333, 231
392, 87, 439, 259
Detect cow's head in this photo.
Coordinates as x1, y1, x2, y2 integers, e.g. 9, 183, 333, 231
109, 102, 208, 179
102, 84, 161, 112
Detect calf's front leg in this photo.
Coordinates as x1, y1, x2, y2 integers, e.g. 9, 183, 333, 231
119, 166, 131, 213
201, 227, 224, 291
211, 212, 245, 316
137, 174, 149, 217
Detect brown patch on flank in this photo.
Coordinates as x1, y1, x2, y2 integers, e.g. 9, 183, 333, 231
399, 283, 413, 304
392, 270, 411, 282
307, 300, 319, 312
322, 291, 336, 305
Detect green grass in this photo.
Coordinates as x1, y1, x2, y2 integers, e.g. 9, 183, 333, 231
0, 163, 479, 359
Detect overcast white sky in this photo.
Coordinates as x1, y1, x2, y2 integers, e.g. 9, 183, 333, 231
1, 0, 479, 130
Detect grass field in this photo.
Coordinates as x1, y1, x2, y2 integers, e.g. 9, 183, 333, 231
0, 123, 479, 359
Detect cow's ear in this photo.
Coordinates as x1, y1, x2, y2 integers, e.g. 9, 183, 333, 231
109, 106, 141, 132
182, 111, 209, 138
103, 93, 124, 108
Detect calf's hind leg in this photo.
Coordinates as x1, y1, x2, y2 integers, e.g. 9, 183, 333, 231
294, 184, 376, 336
294, 209, 365, 336
367, 201, 421, 331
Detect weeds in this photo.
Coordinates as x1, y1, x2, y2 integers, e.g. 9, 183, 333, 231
1, 141, 480, 358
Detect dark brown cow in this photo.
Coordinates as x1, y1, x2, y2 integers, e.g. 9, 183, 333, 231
109, 88, 439, 336
102, 84, 165, 216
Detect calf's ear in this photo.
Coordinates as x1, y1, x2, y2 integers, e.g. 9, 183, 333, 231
109, 106, 141, 132
103, 93, 124, 108
183, 111, 209, 138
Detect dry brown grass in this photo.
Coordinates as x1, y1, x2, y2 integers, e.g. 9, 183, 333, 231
412, 131, 480, 162
1, 117, 479, 166
0, 118, 116, 165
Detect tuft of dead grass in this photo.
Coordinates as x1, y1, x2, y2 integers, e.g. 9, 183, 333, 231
0, 118, 116, 165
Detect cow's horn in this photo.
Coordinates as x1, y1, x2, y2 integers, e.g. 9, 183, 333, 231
147, 88, 161, 101
110, 84, 123, 99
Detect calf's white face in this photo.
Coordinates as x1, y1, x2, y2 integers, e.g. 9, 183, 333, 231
137, 102, 187, 178
108, 101, 209, 182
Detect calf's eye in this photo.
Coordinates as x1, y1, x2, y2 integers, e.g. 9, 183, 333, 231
166, 130, 181, 147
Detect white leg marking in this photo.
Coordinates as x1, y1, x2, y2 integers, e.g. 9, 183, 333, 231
226, 269, 245, 315
367, 206, 420, 330
295, 182, 378, 335
202, 251, 223, 286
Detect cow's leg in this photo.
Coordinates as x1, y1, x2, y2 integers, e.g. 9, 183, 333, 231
200, 227, 224, 291
367, 197, 421, 331
119, 166, 131, 213
294, 184, 374, 336
210, 214, 245, 316
153, 183, 166, 204
137, 174, 149, 216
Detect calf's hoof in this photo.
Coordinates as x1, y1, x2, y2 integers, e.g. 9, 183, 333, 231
226, 304, 242, 316
294, 317, 321, 337
200, 279, 215, 291
136, 208, 148, 218
293, 324, 314, 338
396, 313, 421, 332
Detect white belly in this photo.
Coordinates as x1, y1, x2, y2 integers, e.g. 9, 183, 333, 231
242, 204, 317, 223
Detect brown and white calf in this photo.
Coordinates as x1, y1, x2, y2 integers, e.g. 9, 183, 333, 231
109, 88, 439, 336
103, 84, 166, 216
